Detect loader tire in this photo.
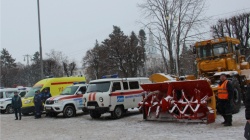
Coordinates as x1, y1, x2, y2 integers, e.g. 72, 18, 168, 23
232, 79, 241, 114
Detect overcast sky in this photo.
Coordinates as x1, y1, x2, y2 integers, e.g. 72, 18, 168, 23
1, 0, 250, 67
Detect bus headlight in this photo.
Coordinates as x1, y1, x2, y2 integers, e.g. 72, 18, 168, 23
24, 100, 31, 104
99, 97, 103, 102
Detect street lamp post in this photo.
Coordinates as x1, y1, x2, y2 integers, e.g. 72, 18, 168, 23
37, 0, 43, 79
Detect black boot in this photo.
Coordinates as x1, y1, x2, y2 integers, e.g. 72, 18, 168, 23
221, 115, 226, 124
224, 115, 232, 126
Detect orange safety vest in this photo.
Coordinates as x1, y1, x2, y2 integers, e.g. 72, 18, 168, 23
217, 80, 229, 99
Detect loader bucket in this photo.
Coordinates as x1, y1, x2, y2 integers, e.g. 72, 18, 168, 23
139, 80, 215, 123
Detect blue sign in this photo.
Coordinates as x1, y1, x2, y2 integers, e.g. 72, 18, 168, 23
117, 96, 124, 102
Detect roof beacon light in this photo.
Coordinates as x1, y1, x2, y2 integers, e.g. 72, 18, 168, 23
102, 74, 118, 79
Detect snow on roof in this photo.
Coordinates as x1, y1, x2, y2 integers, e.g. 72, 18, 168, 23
213, 71, 238, 76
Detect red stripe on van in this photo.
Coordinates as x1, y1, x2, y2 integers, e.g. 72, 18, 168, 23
51, 82, 74, 85
110, 90, 144, 96
93, 93, 96, 100
59, 95, 82, 100
88, 93, 92, 101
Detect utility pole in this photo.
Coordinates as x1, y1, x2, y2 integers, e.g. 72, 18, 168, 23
37, 0, 43, 79
23, 54, 32, 65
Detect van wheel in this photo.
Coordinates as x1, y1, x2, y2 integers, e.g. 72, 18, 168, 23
90, 111, 101, 119
63, 106, 75, 118
6, 105, 14, 114
112, 106, 123, 119
1, 110, 6, 114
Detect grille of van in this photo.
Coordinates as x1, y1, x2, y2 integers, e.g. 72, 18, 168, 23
46, 100, 54, 105
87, 101, 99, 107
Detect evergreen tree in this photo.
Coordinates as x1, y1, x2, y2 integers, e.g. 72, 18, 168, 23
0, 48, 17, 87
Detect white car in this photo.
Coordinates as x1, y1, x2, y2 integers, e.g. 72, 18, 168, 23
0, 87, 30, 114
44, 83, 87, 117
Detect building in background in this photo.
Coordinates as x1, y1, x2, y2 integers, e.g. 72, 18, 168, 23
144, 29, 164, 75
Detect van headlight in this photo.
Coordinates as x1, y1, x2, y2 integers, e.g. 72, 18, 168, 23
24, 100, 31, 104
99, 97, 103, 102
0, 101, 5, 104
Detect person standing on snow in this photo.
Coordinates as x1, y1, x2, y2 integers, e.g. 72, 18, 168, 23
12, 91, 22, 120
217, 73, 234, 126
34, 90, 42, 119
245, 85, 250, 139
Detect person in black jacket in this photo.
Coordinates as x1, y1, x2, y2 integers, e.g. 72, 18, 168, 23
12, 91, 22, 120
34, 90, 42, 119
217, 73, 234, 126
245, 85, 250, 139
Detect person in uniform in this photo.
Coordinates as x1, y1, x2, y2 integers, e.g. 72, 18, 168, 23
245, 85, 250, 139
217, 73, 234, 126
12, 91, 22, 120
34, 90, 42, 119
41, 88, 52, 116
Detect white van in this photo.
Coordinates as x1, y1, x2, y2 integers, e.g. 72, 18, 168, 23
0, 87, 30, 114
82, 77, 151, 119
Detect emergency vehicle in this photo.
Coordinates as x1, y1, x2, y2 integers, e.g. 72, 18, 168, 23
21, 76, 86, 115
0, 87, 30, 114
44, 83, 87, 117
82, 77, 151, 119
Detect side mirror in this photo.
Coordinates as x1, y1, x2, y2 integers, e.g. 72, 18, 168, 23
192, 46, 196, 54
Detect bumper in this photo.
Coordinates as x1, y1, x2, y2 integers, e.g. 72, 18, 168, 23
44, 105, 63, 113
21, 106, 35, 114
83, 106, 109, 114
0, 105, 7, 110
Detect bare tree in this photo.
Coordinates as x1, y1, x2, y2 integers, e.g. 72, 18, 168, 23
211, 12, 250, 56
138, 0, 207, 75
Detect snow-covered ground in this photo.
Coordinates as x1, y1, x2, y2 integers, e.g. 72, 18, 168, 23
0, 107, 246, 140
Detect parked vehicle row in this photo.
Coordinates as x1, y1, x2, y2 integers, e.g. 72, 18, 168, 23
1, 76, 151, 120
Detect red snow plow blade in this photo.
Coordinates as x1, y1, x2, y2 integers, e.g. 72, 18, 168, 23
139, 80, 215, 124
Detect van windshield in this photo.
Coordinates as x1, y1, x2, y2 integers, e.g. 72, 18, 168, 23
25, 87, 42, 97
86, 82, 110, 93
61, 86, 79, 95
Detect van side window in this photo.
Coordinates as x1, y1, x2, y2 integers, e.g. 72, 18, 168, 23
123, 82, 128, 90
129, 81, 139, 89
79, 86, 86, 94
112, 82, 121, 91
0, 92, 3, 98
6, 91, 14, 98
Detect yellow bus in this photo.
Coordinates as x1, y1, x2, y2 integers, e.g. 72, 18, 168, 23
21, 76, 86, 115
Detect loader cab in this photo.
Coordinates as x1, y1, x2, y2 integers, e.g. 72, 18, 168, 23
195, 37, 240, 60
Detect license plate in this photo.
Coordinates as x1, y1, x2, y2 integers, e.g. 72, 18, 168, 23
87, 106, 95, 109
46, 107, 51, 110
